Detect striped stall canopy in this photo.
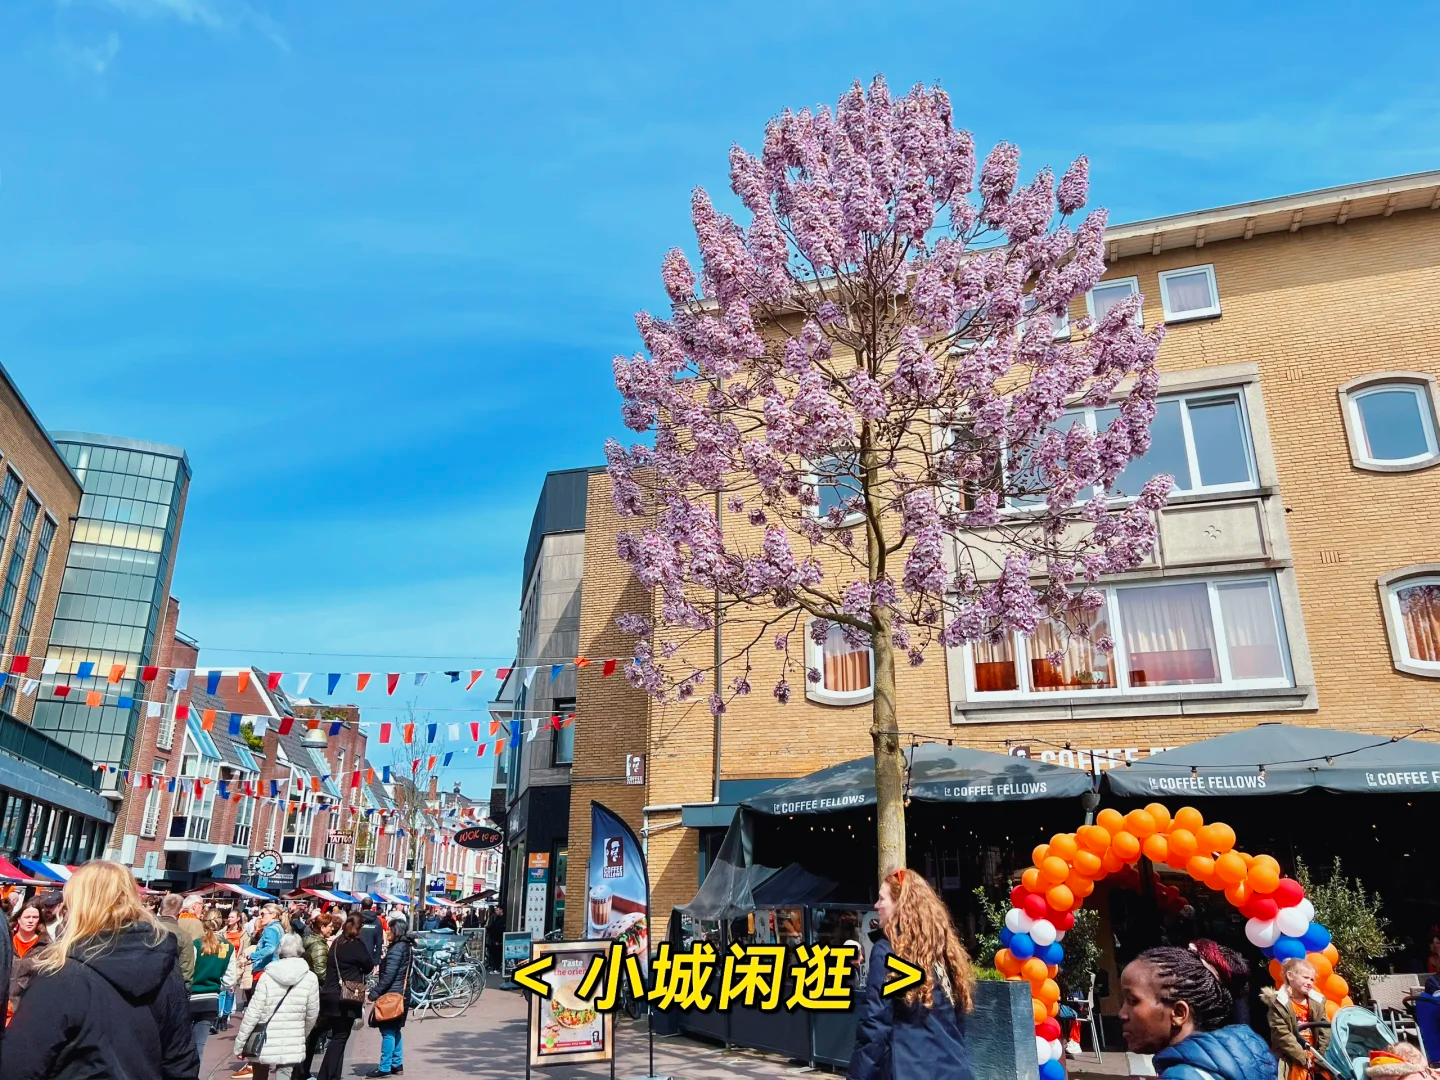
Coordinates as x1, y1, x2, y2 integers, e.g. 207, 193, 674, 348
369, 892, 411, 905
423, 895, 454, 907
16, 859, 79, 883
0, 857, 48, 884
303, 888, 361, 904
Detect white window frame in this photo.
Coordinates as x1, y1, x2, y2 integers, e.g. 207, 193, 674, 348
1085, 276, 1141, 326
232, 781, 255, 848
1158, 264, 1221, 322
806, 454, 864, 528
1003, 386, 1258, 512
140, 757, 165, 838
1341, 377, 1440, 471
804, 618, 876, 706
964, 573, 1294, 701
1379, 568, 1440, 678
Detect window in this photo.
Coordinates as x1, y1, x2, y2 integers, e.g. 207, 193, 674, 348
810, 454, 862, 525
1086, 277, 1141, 325
1379, 568, 1440, 678
805, 620, 874, 705
140, 758, 165, 838
1159, 265, 1221, 322
232, 780, 254, 847
283, 781, 314, 855
1340, 375, 1440, 472
1006, 389, 1255, 509
169, 745, 217, 842
552, 697, 575, 766
967, 574, 1292, 698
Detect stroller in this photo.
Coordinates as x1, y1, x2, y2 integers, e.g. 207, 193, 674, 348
1302, 1006, 1400, 1080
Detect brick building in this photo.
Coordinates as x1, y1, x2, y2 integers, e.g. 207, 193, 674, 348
564, 170, 1440, 934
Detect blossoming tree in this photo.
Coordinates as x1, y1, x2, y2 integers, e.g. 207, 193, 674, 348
606, 77, 1169, 876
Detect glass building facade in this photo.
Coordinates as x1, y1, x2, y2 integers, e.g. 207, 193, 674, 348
30, 434, 190, 770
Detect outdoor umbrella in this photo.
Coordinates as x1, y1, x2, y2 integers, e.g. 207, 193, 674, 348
1105, 722, 1440, 798
740, 742, 1093, 816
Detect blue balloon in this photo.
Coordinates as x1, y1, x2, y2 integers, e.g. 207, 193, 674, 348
1260, 944, 1275, 959
1300, 923, 1331, 953
1039, 941, 1065, 966
1000, 927, 1014, 948
1010, 932, 1036, 960
1040, 1059, 1066, 1080
1272, 935, 1306, 960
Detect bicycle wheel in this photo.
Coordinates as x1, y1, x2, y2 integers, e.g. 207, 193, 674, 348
622, 985, 642, 1021
428, 973, 473, 1019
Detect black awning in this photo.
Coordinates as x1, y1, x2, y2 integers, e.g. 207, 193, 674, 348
740, 742, 1093, 816
1105, 723, 1440, 798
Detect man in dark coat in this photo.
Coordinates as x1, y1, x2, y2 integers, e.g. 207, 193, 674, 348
0, 903, 11, 1072
5, 923, 199, 1080
356, 897, 384, 970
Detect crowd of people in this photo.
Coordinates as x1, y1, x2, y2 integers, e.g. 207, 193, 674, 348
0, 863, 493, 1079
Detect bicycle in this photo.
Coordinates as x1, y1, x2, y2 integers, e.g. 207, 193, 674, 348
409, 948, 485, 1019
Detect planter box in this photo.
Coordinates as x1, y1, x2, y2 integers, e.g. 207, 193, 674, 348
969, 980, 1041, 1080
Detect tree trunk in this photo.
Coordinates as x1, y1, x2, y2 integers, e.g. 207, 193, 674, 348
869, 607, 906, 879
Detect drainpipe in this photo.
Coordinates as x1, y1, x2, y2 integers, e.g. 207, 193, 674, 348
712, 480, 723, 803
641, 803, 686, 860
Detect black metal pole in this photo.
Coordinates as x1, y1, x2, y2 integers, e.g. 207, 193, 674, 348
524, 986, 532, 1080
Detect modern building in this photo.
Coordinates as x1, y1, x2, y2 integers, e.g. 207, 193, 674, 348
491, 467, 596, 938
31, 433, 190, 777
0, 365, 114, 867
564, 170, 1440, 932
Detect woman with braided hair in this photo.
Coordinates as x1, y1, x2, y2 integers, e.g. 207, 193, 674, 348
849, 868, 976, 1080
1120, 946, 1277, 1080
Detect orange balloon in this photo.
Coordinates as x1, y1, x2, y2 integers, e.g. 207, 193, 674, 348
996, 949, 1021, 977
1325, 999, 1339, 1020
1046, 884, 1075, 912
1214, 851, 1248, 886
1022, 868, 1043, 893
1111, 831, 1141, 861
1224, 880, 1251, 908
1049, 834, 1079, 861
1268, 959, 1283, 984
1322, 944, 1340, 965
1038, 978, 1061, 1005
1306, 953, 1333, 981
1247, 862, 1281, 895
1033, 844, 1051, 868
1144, 803, 1172, 832
1033, 998, 1048, 1024
1047, 965, 1060, 979
1167, 828, 1198, 862
1073, 850, 1103, 878
1041, 856, 1071, 885
1173, 806, 1204, 835
1323, 974, 1349, 1002
1048, 1001, 1060, 1019
1187, 855, 1216, 881
1238, 851, 1255, 867
1022, 957, 1048, 984
1340, 996, 1354, 1009
1125, 809, 1158, 839
1078, 825, 1111, 854
1097, 808, 1126, 835
1142, 834, 1169, 864
1101, 849, 1128, 874
1198, 822, 1236, 854
1066, 872, 1095, 898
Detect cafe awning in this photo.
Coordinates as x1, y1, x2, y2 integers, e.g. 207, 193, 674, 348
1105, 723, 1440, 798
740, 742, 1093, 816
189, 881, 278, 901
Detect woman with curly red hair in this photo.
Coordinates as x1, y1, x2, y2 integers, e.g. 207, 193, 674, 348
849, 868, 976, 1080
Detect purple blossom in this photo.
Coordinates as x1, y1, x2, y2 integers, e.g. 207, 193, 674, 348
774, 679, 792, 705
660, 248, 695, 302
1057, 156, 1089, 215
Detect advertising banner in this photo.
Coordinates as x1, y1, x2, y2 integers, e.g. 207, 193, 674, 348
502, 931, 533, 982
587, 801, 649, 975
526, 940, 614, 1068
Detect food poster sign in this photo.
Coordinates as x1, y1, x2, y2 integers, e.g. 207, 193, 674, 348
587, 801, 649, 976
528, 940, 613, 1067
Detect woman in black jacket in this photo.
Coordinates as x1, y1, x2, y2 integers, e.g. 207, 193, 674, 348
6, 860, 200, 1080
365, 917, 413, 1078
299, 915, 375, 1080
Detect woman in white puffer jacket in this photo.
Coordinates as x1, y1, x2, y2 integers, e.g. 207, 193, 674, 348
233, 933, 320, 1080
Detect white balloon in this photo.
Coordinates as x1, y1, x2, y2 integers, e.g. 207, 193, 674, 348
1050, 1039, 1064, 1061
1055, 930, 1066, 942
1276, 906, 1309, 938
1245, 918, 1279, 948
1295, 898, 1315, 924
1037, 1036, 1050, 1065
1030, 919, 1057, 947
1006, 908, 1034, 935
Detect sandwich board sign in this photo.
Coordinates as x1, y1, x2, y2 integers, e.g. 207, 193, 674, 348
525, 939, 613, 1071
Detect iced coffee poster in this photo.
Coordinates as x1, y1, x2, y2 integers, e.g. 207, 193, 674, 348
587, 800, 649, 975
527, 940, 613, 1067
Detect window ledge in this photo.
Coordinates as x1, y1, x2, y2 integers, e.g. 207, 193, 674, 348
1350, 455, 1440, 475
1162, 310, 1222, 325
805, 688, 875, 707
953, 684, 1317, 725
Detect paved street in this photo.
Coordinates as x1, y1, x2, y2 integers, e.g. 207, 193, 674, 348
200, 988, 820, 1080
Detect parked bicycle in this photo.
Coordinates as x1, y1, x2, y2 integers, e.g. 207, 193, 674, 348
408, 941, 486, 1019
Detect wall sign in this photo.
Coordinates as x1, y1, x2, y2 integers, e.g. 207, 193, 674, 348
454, 825, 503, 850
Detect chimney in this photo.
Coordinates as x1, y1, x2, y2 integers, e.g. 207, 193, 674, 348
453, 781, 461, 795
428, 775, 439, 799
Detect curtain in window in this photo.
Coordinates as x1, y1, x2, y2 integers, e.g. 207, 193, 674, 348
1165, 271, 1213, 312
822, 623, 872, 693
1118, 582, 1219, 686
1217, 582, 1285, 679
1025, 610, 1115, 692
972, 635, 1018, 692
1399, 584, 1440, 662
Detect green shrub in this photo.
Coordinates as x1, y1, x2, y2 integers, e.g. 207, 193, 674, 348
1294, 856, 1393, 999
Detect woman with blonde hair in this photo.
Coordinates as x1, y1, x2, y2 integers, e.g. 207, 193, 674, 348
849, 868, 976, 1080
5, 860, 199, 1080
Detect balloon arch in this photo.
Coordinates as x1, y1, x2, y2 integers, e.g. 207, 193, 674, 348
993, 804, 1351, 1080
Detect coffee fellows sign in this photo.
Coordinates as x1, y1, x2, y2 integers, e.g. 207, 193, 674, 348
454, 825, 503, 851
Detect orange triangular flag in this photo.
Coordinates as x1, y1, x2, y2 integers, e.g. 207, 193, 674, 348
85, 690, 102, 707
236, 671, 251, 693
201, 712, 215, 731
109, 663, 126, 683
356, 673, 372, 692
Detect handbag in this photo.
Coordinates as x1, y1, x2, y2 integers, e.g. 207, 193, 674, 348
242, 980, 298, 1059
371, 947, 411, 1023
334, 942, 366, 1004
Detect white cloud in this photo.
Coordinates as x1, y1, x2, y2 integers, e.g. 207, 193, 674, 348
65, 0, 289, 51
57, 29, 122, 75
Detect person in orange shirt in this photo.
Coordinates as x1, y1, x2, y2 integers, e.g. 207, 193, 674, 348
1266, 958, 1332, 1080
8, 902, 51, 1023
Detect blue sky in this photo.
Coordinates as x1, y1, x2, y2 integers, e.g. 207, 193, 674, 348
1, 0, 1437, 795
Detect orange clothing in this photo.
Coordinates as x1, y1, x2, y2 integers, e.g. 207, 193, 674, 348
1287, 999, 1314, 1080
12, 933, 40, 959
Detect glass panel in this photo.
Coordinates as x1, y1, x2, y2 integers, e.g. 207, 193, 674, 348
1024, 607, 1116, 692
1099, 399, 1191, 495
553, 720, 575, 764
1090, 280, 1137, 321
820, 622, 871, 693
1357, 388, 1432, 461
815, 455, 861, 520
1164, 270, 1215, 314
1009, 410, 1088, 507
1397, 582, 1440, 663
1118, 582, 1219, 687
1187, 397, 1252, 486
972, 635, 1019, 692
1217, 581, 1286, 680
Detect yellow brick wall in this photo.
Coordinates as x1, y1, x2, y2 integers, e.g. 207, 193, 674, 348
568, 206, 1440, 929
